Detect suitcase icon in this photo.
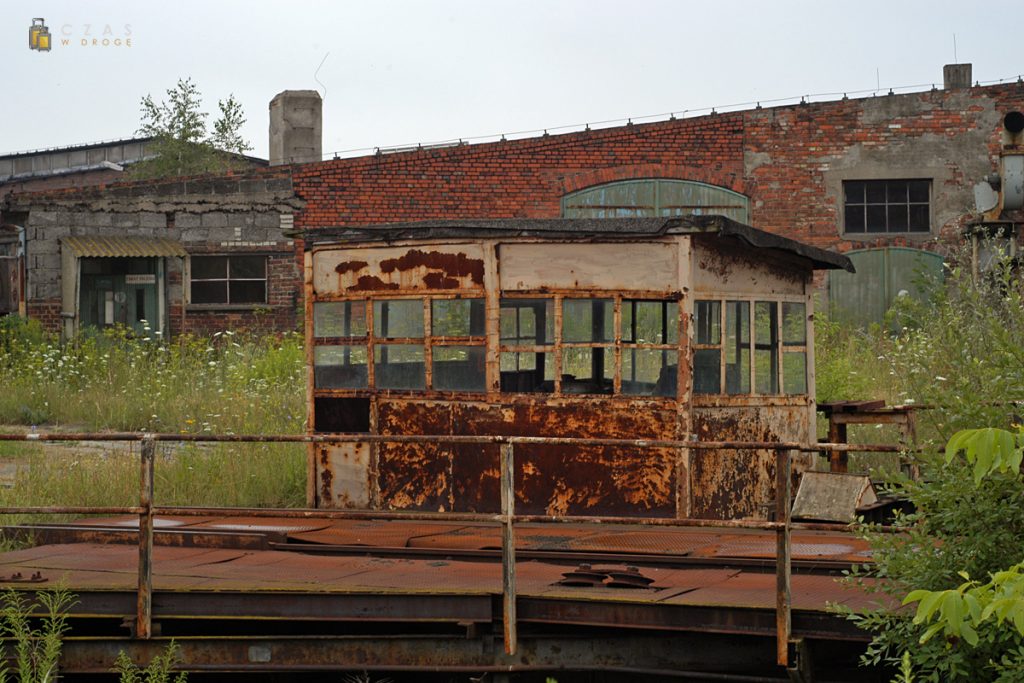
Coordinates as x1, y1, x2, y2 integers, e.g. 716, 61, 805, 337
29, 18, 51, 51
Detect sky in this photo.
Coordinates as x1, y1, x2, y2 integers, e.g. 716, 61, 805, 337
3, 0, 1023, 160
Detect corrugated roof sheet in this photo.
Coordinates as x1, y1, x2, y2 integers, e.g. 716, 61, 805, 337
62, 235, 187, 258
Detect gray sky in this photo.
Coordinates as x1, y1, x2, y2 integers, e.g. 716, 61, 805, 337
3, 0, 1022, 160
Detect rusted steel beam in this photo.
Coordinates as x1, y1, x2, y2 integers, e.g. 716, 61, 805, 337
500, 442, 517, 655
828, 419, 848, 473
57, 634, 804, 680
137, 435, 155, 640
0, 506, 144, 515
0, 431, 907, 453
775, 449, 792, 667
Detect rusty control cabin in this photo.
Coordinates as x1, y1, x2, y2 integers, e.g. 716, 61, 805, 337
303, 217, 854, 519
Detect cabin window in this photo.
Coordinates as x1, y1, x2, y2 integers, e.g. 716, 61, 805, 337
621, 300, 678, 397
754, 301, 779, 394
312, 301, 369, 389
372, 299, 426, 390
782, 302, 808, 394
693, 300, 722, 394
693, 298, 808, 396
562, 298, 614, 395
431, 298, 486, 392
724, 301, 750, 394
500, 298, 555, 393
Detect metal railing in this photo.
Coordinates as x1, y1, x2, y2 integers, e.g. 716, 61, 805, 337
0, 432, 904, 668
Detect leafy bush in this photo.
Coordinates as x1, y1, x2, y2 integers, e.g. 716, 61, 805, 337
0, 586, 76, 683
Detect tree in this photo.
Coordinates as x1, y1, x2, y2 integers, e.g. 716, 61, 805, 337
130, 78, 253, 179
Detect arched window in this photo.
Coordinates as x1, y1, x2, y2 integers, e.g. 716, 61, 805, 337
561, 179, 750, 223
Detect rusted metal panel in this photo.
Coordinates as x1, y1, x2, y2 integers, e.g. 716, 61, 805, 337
316, 443, 371, 508
497, 241, 679, 291
689, 406, 810, 520
313, 244, 486, 295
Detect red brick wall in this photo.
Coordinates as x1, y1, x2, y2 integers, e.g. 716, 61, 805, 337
293, 83, 1024, 251
179, 252, 299, 337
294, 114, 747, 226
26, 299, 61, 332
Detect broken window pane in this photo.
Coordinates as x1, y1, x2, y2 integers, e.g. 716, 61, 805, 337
754, 301, 779, 395
562, 299, 614, 343
500, 299, 554, 344
561, 347, 613, 394
694, 300, 720, 345
499, 352, 554, 393
432, 299, 485, 337
313, 301, 368, 338
314, 345, 368, 389
374, 344, 425, 390
373, 300, 424, 339
693, 349, 721, 394
622, 349, 677, 397
433, 345, 486, 392
782, 302, 806, 345
783, 352, 807, 395
622, 300, 678, 344
725, 301, 750, 394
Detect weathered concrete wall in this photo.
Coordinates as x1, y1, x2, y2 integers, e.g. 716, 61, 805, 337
6, 171, 304, 336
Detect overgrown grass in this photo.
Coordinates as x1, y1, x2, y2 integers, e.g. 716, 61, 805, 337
0, 318, 305, 433
0, 319, 307, 512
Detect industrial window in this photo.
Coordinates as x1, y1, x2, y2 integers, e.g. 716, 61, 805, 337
843, 180, 930, 234
312, 297, 486, 393
501, 296, 679, 398
373, 299, 426, 390
431, 298, 486, 392
693, 299, 808, 396
621, 300, 679, 397
500, 298, 555, 393
189, 255, 267, 304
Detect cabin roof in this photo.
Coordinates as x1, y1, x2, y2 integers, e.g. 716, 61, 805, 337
298, 215, 854, 272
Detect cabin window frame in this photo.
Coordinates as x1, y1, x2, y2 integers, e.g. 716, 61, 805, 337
691, 295, 809, 397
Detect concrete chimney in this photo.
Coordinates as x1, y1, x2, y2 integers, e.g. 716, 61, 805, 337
943, 63, 973, 90
269, 90, 322, 165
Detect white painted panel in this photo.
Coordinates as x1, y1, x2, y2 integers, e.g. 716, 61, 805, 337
690, 241, 806, 296
498, 242, 678, 291
317, 443, 370, 508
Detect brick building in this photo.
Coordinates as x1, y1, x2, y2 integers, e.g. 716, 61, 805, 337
290, 64, 1023, 324
2, 65, 1022, 335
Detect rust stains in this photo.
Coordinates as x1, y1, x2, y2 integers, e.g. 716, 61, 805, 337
352, 275, 400, 291
370, 398, 679, 517
379, 249, 485, 286
422, 272, 461, 289
334, 260, 369, 275
318, 446, 334, 506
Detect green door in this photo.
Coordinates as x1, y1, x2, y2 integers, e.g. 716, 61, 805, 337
79, 258, 159, 335
828, 248, 945, 327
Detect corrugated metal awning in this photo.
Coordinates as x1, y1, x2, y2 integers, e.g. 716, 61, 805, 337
62, 236, 187, 258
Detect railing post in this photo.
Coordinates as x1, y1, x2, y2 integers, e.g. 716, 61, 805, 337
775, 447, 793, 667
137, 435, 155, 640
500, 441, 517, 655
